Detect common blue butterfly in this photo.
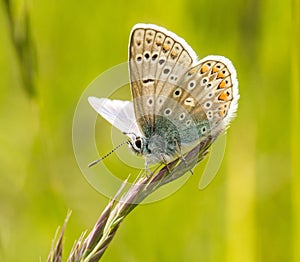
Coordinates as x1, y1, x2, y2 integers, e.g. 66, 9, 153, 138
88, 24, 239, 168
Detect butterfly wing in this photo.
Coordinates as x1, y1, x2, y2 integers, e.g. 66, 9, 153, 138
177, 55, 238, 134
129, 23, 197, 136
160, 55, 238, 151
88, 97, 141, 137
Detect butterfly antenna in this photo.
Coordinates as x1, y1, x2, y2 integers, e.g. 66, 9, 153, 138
88, 140, 130, 167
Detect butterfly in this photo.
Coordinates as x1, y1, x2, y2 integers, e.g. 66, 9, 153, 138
88, 23, 239, 168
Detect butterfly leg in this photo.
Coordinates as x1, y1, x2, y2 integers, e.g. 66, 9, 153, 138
178, 153, 194, 175
174, 138, 193, 175
160, 154, 172, 175
144, 158, 150, 177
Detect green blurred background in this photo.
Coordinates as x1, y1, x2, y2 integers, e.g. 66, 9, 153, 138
0, 0, 298, 261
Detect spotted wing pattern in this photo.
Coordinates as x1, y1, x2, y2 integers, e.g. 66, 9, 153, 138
129, 24, 239, 157
129, 24, 197, 134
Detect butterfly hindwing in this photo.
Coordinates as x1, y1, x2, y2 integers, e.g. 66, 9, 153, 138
177, 56, 239, 135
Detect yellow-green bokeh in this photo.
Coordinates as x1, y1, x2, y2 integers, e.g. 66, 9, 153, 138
0, 0, 297, 261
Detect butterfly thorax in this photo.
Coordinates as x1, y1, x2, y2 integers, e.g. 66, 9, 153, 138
130, 116, 181, 164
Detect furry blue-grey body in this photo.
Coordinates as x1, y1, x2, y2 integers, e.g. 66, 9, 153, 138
137, 115, 208, 164
141, 116, 180, 163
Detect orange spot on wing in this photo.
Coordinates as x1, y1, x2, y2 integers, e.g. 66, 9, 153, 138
212, 67, 219, 73
200, 65, 209, 73
163, 44, 170, 51
218, 92, 228, 101
218, 80, 227, 88
171, 50, 177, 58
217, 72, 225, 79
219, 110, 226, 117
188, 68, 197, 75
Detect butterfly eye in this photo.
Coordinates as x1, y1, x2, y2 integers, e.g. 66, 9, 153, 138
135, 139, 142, 149
129, 136, 144, 154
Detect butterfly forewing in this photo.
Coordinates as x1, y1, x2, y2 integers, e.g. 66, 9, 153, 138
129, 25, 196, 136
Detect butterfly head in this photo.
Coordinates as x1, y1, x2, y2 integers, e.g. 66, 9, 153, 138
127, 134, 146, 156
126, 131, 176, 164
